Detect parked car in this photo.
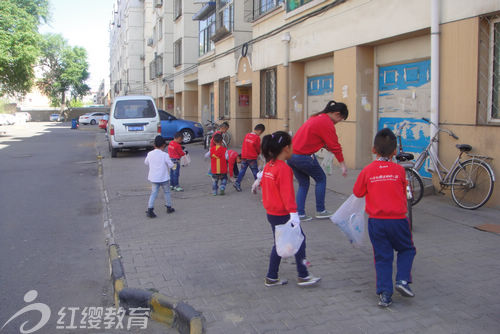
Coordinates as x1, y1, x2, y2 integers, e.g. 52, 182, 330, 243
158, 109, 203, 144
79, 112, 107, 125
15, 112, 31, 122
98, 114, 108, 130
0, 114, 13, 125
107, 95, 161, 158
49, 113, 64, 122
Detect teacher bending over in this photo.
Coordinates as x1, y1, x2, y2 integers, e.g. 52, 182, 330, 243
288, 100, 348, 222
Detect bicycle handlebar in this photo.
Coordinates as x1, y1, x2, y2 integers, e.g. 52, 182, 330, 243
421, 117, 459, 140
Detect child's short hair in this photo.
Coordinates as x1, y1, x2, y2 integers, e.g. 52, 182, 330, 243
213, 133, 223, 144
220, 122, 229, 129
254, 124, 265, 132
374, 128, 397, 157
154, 135, 166, 148
174, 131, 183, 139
261, 131, 292, 161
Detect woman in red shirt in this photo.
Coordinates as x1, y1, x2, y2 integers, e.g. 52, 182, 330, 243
260, 131, 320, 287
287, 100, 348, 221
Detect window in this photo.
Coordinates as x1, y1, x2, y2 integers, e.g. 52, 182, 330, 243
156, 54, 163, 76
489, 17, 500, 121
287, 0, 313, 12
261, 68, 277, 118
257, 0, 283, 16
220, 78, 230, 118
158, 18, 163, 40
219, 0, 233, 32
149, 60, 155, 80
199, 12, 216, 56
174, 39, 182, 67
174, 0, 182, 19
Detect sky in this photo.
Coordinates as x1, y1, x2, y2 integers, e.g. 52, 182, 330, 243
39, 0, 115, 92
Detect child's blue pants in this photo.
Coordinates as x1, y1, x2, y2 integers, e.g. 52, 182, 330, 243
368, 218, 416, 295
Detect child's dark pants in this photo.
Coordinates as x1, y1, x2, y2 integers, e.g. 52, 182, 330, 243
266, 214, 309, 279
368, 218, 416, 295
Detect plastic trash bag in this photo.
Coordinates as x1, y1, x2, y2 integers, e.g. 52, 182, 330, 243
180, 153, 191, 166
330, 195, 367, 247
320, 151, 334, 175
275, 221, 304, 258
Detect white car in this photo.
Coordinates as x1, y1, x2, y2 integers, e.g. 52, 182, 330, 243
79, 112, 108, 125
0, 114, 16, 125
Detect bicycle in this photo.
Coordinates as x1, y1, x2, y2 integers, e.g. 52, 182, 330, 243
411, 117, 495, 210
395, 151, 418, 231
203, 120, 232, 149
394, 121, 425, 207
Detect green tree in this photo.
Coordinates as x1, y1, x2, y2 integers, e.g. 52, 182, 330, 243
0, 0, 49, 96
37, 33, 90, 109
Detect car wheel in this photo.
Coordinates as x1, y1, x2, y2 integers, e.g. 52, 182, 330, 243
181, 129, 194, 144
109, 143, 118, 158
90, 119, 97, 125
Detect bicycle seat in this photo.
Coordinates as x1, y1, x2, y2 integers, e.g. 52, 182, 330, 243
456, 144, 472, 152
396, 152, 414, 162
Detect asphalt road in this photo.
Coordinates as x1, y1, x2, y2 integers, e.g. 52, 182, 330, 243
0, 123, 111, 333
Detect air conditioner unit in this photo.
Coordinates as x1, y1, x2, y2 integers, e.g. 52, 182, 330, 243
154, 0, 163, 8
147, 38, 154, 46
139, 54, 145, 60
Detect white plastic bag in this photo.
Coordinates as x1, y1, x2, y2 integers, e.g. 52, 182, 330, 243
180, 153, 191, 166
320, 151, 334, 175
330, 195, 367, 247
275, 221, 304, 258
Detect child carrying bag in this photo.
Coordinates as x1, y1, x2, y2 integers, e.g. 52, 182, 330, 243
330, 194, 367, 247
180, 153, 191, 166
275, 220, 304, 258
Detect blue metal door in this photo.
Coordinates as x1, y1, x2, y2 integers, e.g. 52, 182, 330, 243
378, 60, 431, 177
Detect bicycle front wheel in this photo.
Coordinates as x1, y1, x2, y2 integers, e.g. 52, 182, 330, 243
408, 169, 424, 206
450, 159, 494, 210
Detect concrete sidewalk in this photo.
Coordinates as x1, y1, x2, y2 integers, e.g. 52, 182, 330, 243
97, 133, 500, 334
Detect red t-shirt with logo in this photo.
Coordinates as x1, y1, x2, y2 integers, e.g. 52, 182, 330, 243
167, 141, 185, 159
210, 145, 227, 174
353, 160, 407, 219
241, 132, 261, 160
261, 159, 297, 216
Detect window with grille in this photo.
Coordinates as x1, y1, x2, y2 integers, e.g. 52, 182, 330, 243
257, 0, 283, 16
174, 39, 182, 67
261, 68, 277, 118
156, 54, 163, 76
220, 78, 230, 118
287, 0, 314, 12
174, 0, 182, 19
199, 12, 216, 56
158, 18, 163, 40
149, 61, 155, 80
219, 0, 234, 32
489, 17, 500, 121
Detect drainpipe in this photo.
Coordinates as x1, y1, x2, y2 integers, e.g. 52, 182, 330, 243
282, 32, 291, 133
430, 0, 440, 154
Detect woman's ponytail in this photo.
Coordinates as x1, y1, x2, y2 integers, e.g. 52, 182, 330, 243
310, 100, 348, 119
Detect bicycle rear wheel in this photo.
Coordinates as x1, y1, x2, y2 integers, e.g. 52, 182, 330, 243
408, 169, 424, 206
450, 159, 494, 209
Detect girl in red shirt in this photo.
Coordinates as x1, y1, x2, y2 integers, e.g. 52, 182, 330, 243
287, 100, 349, 221
260, 131, 320, 287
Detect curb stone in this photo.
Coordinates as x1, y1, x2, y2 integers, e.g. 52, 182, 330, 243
96, 140, 205, 334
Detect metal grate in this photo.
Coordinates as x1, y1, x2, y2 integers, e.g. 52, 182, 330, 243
478, 14, 500, 123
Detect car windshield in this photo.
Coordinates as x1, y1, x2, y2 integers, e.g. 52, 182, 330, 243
114, 100, 156, 119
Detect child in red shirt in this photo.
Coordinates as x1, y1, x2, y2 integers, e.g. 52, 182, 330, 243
353, 128, 416, 307
260, 131, 320, 287
210, 133, 228, 195
234, 124, 265, 192
167, 132, 186, 192
227, 149, 241, 182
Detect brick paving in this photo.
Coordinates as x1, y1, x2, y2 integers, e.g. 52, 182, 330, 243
97, 134, 500, 334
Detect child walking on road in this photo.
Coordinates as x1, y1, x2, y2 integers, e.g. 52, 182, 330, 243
144, 136, 175, 218
260, 131, 320, 287
168, 132, 186, 192
234, 124, 265, 192
353, 128, 416, 307
210, 133, 228, 195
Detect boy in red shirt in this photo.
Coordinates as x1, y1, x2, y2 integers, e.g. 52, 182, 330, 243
234, 124, 265, 192
227, 149, 241, 182
353, 128, 416, 307
167, 132, 186, 192
210, 133, 228, 195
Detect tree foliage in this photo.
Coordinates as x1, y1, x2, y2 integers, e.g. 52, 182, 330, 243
37, 33, 90, 108
0, 0, 49, 96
